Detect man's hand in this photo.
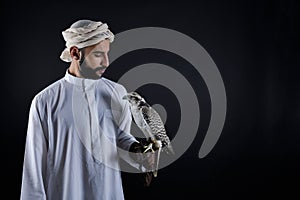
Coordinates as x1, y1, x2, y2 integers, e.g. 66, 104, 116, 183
129, 140, 157, 186
129, 141, 156, 170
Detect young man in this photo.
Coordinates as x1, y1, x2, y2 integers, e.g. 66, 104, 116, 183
20, 19, 148, 200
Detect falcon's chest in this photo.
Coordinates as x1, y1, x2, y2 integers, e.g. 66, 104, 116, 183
130, 106, 147, 128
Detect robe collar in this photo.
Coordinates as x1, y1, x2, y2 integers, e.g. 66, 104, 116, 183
64, 69, 99, 90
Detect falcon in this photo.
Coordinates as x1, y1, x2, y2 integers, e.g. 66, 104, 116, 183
123, 91, 174, 178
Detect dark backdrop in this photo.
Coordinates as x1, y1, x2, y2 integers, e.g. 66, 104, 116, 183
2, 0, 300, 199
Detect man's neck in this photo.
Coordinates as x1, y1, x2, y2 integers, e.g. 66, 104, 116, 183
68, 62, 83, 78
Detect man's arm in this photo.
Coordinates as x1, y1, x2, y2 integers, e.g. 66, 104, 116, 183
114, 85, 137, 150
20, 96, 48, 200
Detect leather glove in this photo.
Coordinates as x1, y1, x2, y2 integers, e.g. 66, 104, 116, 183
129, 140, 157, 187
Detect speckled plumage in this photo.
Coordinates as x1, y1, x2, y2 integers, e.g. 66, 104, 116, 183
123, 92, 174, 155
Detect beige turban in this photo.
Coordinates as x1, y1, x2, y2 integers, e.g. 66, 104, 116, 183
60, 20, 115, 62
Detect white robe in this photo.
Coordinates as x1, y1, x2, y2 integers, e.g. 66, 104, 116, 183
21, 70, 138, 200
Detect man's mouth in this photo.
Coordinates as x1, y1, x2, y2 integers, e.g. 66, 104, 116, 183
95, 66, 107, 74
96, 66, 107, 70
97, 69, 106, 74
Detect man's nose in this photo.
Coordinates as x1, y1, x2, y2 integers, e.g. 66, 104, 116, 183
101, 54, 109, 67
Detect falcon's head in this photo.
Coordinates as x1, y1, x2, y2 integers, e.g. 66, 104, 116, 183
122, 92, 146, 106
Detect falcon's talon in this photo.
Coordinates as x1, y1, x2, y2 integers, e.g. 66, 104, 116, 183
143, 143, 154, 153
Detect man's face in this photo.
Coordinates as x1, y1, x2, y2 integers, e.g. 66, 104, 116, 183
79, 39, 110, 79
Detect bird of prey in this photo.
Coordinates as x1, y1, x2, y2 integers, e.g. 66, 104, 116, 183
123, 91, 174, 178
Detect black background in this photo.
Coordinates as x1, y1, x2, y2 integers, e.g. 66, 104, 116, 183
3, 0, 300, 199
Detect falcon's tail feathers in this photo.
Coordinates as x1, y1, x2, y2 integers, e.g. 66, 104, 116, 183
164, 144, 175, 156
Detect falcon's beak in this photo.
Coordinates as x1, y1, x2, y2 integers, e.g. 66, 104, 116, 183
122, 95, 129, 100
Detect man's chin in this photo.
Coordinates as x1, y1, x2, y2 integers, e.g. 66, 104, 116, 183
92, 74, 102, 80
79, 65, 105, 80
95, 72, 104, 78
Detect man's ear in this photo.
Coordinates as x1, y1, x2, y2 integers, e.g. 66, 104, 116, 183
70, 46, 80, 60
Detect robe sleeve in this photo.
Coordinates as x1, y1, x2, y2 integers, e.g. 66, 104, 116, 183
20, 96, 48, 200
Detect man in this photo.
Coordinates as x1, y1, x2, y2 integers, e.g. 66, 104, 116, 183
20, 19, 150, 200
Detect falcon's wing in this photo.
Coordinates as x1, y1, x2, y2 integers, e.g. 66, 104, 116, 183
141, 106, 166, 136
141, 106, 173, 150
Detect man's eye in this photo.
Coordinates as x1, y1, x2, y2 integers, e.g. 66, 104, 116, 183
94, 53, 103, 57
